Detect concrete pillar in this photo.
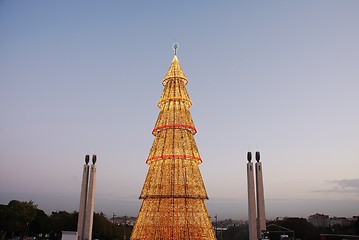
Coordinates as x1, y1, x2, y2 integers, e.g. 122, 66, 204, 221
83, 155, 97, 240
255, 152, 266, 238
77, 156, 90, 240
247, 152, 257, 240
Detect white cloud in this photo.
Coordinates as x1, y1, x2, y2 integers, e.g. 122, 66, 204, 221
313, 179, 359, 196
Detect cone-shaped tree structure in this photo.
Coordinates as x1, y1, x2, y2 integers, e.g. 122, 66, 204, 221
131, 52, 215, 240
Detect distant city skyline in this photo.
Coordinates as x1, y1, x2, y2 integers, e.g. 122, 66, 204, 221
1, 1, 358, 220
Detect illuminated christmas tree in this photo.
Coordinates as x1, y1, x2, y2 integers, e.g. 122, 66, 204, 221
131, 45, 215, 240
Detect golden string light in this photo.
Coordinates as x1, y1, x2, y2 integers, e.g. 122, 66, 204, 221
130, 53, 215, 240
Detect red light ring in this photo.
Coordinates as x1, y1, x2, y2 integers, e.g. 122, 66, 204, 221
152, 124, 197, 134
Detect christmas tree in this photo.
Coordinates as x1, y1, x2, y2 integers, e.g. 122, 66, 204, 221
131, 46, 215, 240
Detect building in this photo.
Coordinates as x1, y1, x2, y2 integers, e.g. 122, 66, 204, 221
329, 217, 351, 226
130, 45, 215, 240
308, 213, 329, 228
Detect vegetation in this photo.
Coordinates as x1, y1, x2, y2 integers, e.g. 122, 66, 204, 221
218, 223, 249, 240
267, 217, 359, 240
0, 200, 132, 240
267, 218, 321, 240
216, 217, 359, 240
1, 200, 358, 240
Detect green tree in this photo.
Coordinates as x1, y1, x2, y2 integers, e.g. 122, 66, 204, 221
92, 212, 113, 240
49, 211, 77, 233
0, 200, 134, 240
222, 224, 248, 240
30, 209, 50, 235
0, 200, 38, 237
268, 218, 320, 240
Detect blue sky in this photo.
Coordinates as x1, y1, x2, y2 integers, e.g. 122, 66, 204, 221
1, 1, 358, 220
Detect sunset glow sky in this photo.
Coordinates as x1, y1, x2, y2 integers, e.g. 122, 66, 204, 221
1, 1, 358, 220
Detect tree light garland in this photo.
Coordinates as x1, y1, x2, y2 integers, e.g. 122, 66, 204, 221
131, 54, 215, 240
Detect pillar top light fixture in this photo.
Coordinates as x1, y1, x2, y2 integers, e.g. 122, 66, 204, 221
256, 151, 260, 162
85, 155, 90, 164
247, 152, 252, 162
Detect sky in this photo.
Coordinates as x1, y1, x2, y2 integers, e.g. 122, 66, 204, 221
0, 1, 358, 220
